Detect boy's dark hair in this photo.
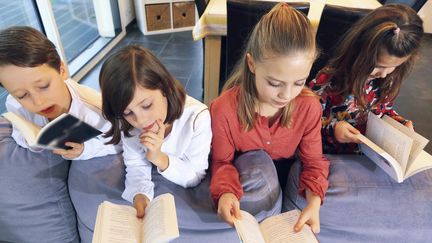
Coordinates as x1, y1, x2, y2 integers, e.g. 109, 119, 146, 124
99, 45, 186, 145
0, 26, 61, 76
322, 4, 424, 109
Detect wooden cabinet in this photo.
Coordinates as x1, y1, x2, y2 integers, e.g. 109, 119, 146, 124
135, 0, 197, 35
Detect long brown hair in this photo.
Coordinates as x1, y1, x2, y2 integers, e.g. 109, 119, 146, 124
322, 4, 423, 109
99, 45, 186, 144
223, 3, 317, 131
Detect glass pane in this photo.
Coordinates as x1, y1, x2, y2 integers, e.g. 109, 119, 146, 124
51, 0, 121, 68
0, 0, 42, 30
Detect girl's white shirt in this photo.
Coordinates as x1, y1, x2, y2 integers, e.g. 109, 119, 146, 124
5, 78, 121, 160
121, 95, 212, 203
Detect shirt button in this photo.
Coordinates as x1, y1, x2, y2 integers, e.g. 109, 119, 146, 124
266, 141, 271, 145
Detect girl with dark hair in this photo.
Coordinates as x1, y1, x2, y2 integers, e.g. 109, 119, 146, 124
309, 4, 424, 154
99, 45, 211, 218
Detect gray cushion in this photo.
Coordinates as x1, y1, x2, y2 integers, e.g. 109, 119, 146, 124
284, 154, 432, 243
0, 117, 79, 243
68, 153, 127, 243
69, 155, 239, 243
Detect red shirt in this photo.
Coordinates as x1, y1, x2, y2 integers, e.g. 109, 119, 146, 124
210, 87, 329, 204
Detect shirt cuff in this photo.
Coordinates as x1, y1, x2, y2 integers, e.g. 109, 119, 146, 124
298, 176, 328, 204
157, 154, 176, 178
122, 183, 154, 203
69, 140, 92, 160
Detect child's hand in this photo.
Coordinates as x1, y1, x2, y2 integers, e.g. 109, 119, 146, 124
139, 119, 168, 169
133, 194, 150, 218
334, 121, 361, 143
404, 120, 414, 130
294, 191, 321, 233
52, 142, 84, 159
217, 192, 241, 226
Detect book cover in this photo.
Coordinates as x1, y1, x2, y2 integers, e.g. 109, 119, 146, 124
3, 112, 102, 150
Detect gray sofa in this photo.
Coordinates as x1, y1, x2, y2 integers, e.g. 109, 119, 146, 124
1, 116, 432, 242
285, 155, 432, 242
0, 118, 79, 243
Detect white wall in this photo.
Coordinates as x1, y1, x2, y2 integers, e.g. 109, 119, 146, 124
418, 1, 432, 34
118, 0, 136, 28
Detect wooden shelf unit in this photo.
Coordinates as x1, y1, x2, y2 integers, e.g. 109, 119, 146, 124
134, 0, 198, 35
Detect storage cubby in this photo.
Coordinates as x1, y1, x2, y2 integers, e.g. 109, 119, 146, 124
135, 0, 197, 35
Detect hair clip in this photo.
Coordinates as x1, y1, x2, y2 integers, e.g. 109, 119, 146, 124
393, 27, 400, 34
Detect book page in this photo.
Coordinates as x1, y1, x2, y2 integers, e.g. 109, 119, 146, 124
405, 150, 432, 179
358, 136, 403, 183
259, 209, 318, 243
92, 204, 103, 243
142, 193, 179, 243
2, 112, 40, 146
366, 113, 413, 172
233, 211, 266, 243
93, 201, 140, 243
382, 115, 429, 165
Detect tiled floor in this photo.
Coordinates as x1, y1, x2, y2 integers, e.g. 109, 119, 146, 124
79, 26, 204, 101
1, 24, 431, 153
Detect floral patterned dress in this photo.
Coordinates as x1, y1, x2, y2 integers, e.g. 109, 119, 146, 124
309, 73, 408, 154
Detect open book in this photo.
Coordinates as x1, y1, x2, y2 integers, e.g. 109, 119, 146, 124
2, 112, 102, 150
92, 193, 179, 243
233, 209, 318, 243
358, 113, 432, 182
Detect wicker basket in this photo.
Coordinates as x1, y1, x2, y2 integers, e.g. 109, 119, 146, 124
145, 3, 171, 31
172, 2, 196, 28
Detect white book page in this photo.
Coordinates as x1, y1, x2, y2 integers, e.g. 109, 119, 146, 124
2, 112, 40, 146
382, 115, 429, 164
259, 210, 318, 243
142, 193, 179, 243
405, 150, 432, 179
358, 134, 404, 182
366, 113, 413, 172
92, 204, 103, 243
96, 201, 140, 243
233, 211, 266, 243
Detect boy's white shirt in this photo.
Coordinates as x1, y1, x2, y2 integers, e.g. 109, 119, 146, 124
5, 78, 121, 160
121, 95, 212, 203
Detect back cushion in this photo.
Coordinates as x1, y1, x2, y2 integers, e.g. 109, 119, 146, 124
225, 0, 310, 85
310, 4, 370, 81
0, 117, 79, 243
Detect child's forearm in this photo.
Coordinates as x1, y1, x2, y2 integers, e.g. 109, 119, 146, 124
306, 189, 321, 206
151, 151, 169, 171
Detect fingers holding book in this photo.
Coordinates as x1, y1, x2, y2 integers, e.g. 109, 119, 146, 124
133, 193, 150, 218
334, 121, 362, 144
217, 192, 242, 226
52, 142, 84, 159
294, 207, 321, 234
